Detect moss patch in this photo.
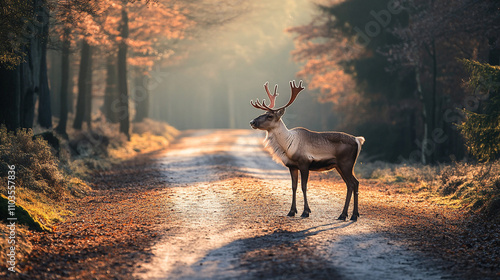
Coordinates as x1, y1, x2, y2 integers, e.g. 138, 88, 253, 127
0, 194, 47, 231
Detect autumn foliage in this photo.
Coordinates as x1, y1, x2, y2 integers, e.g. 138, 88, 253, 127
288, 0, 500, 163
287, 13, 364, 126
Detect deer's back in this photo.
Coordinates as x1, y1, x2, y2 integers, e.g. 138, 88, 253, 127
289, 128, 359, 168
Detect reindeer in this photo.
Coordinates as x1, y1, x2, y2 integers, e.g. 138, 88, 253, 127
249, 81, 365, 221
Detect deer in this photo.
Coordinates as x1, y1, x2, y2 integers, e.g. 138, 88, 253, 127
249, 80, 365, 221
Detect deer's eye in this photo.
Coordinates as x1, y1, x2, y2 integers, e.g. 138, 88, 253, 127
267, 115, 273, 120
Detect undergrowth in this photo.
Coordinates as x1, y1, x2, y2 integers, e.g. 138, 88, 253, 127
63, 118, 179, 177
0, 118, 178, 267
356, 161, 500, 220
0, 126, 77, 231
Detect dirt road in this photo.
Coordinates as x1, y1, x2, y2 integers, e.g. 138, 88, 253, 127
132, 130, 452, 280
18, 129, 499, 279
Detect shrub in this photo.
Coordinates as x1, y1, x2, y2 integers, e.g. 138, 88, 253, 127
132, 118, 178, 139
0, 125, 91, 230
359, 159, 500, 220
0, 126, 65, 200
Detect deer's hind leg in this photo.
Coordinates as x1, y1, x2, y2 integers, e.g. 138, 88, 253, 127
299, 167, 311, 218
336, 164, 359, 221
350, 173, 360, 221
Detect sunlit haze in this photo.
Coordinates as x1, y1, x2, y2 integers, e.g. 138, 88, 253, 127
148, 0, 332, 130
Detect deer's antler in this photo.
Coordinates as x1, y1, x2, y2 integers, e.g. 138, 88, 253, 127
250, 80, 304, 111
264, 82, 278, 108
250, 82, 279, 111
273, 80, 304, 111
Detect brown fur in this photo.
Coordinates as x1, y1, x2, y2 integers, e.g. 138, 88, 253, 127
250, 109, 365, 221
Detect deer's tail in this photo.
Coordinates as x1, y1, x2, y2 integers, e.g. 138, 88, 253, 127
355, 136, 365, 161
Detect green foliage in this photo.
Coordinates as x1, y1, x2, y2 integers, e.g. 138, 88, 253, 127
0, 0, 34, 69
458, 60, 500, 162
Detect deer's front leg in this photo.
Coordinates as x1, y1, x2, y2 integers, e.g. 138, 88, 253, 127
288, 167, 299, 217
300, 167, 311, 218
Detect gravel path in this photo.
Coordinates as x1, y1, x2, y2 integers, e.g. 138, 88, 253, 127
12, 129, 499, 279
134, 130, 451, 280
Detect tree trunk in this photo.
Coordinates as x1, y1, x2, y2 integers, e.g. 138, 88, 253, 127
20, 52, 36, 129
0, 0, 48, 131
133, 72, 149, 123
84, 47, 93, 130
416, 68, 428, 165
67, 56, 74, 114
37, 4, 51, 128
489, 37, 500, 66
49, 50, 61, 118
118, 6, 130, 140
0, 66, 21, 131
73, 40, 92, 130
430, 39, 438, 162
103, 54, 119, 123
227, 82, 235, 129
55, 28, 70, 138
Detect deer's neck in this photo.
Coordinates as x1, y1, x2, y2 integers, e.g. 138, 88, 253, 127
265, 120, 294, 163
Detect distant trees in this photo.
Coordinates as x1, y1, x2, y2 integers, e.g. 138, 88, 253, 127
288, 0, 414, 161
50, 0, 190, 139
1, 0, 247, 139
384, 0, 500, 163
51, 0, 101, 137
0, 0, 191, 138
288, 0, 500, 163
126, 1, 191, 123
110, 0, 190, 138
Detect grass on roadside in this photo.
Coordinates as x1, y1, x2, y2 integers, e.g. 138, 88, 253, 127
0, 126, 78, 230
356, 161, 500, 220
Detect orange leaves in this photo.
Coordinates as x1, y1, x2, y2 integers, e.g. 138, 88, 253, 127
106, 0, 191, 69
288, 14, 364, 103
50, 0, 191, 70
128, 57, 154, 68
128, 38, 153, 53
293, 51, 359, 107
288, 10, 370, 127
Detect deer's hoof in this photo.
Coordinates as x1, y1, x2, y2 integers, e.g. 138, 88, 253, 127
301, 211, 310, 218
287, 210, 297, 217
337, 214, 347, 221
350, 214, 358, 221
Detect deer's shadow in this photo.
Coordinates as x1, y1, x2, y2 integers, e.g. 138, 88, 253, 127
177, 221, 355, 279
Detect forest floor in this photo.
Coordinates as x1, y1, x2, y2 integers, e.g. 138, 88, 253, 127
7, 129, 500, 279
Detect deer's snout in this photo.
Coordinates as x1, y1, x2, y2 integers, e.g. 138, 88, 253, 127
249, 119, 257, 129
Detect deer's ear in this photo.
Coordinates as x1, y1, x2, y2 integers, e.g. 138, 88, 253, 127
275, 108, 286, 118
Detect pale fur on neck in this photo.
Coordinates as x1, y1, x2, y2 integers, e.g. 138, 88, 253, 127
264, 120, 295, 166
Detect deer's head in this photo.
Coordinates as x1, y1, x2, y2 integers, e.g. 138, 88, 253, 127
249, 81, 304, 131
